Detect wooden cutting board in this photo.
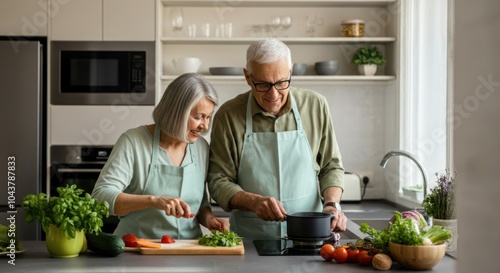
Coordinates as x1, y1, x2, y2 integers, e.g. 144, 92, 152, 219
125, 240, 244, 255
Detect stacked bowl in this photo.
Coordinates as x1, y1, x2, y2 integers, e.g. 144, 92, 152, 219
314, 60, 339, 75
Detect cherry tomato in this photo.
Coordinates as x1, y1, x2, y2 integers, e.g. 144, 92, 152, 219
346, 247, 360, 263
161, 235, 175, 244
332, 247, 348, 263
319, 244, 334, 261
358, 250, 374, 266
122, 233, 139, 247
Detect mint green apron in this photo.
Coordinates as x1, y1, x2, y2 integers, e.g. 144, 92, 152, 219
230, 91, 322, 240
114, 126, 204, 239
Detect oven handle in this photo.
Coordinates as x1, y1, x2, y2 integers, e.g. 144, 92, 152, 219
56, 168, 103, 173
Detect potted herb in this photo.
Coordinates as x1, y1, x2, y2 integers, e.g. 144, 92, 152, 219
22, 185, 109, 258
351, 44, 386, 76
422, 170, 457, 253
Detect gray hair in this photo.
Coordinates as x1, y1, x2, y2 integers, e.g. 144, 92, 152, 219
152, 73, 218, 142
246, 38, 292, 73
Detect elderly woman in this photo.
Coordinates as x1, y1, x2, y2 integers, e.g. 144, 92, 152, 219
92, 73, 228, 239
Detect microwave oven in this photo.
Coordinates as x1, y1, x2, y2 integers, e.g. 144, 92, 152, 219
51, 42, 155, 105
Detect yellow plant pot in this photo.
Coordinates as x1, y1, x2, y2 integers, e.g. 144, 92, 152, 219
45, 225, 84, 258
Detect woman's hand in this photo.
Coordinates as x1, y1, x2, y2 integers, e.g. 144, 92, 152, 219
154, 196, 194, 218
204, 216, 230, 231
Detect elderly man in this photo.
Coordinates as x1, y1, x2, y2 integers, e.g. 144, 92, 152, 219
208, 38, 346, 240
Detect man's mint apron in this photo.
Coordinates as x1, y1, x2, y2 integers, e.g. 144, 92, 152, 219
114, 126, 204, 239
230, 91, 322, 240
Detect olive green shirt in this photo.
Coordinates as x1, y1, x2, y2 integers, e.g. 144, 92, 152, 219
208, 87, 344, 211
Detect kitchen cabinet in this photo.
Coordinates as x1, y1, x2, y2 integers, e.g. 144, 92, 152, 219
50, 0, 155, 41
50, 105, 154, 145
158, 0, 399, 89
0, 0, 48, 36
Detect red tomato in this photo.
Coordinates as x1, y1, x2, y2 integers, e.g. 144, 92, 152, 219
358, 250, 374, 266
122, 234, 139, 247
161, 235, 175, 244
346, 248, 360, 263
319, 244, 334, 261
332, 247, 348, 263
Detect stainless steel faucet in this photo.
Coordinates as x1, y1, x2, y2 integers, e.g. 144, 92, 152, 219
380, 150, 428, 200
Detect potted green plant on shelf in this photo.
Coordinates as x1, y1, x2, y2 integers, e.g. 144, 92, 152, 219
22, 185, 109, 258
351, 44, 386, 76
422, 170, 457, 254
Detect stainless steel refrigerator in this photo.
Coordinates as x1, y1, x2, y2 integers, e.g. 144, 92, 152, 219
0, 37, 46, 240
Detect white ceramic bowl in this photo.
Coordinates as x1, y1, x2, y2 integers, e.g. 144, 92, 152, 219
172, 57, 202, 74
389, 242, 446, 270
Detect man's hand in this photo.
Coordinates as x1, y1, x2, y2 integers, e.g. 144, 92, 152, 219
323, 206, 347, 232
254, 196, 287, 222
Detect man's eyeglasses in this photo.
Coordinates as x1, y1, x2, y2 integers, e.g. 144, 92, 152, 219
250, 74, 291, 92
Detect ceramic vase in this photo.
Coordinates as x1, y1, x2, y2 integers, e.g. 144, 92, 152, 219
433, 218, 458, 254
45, 224, 84, 258
358, 64, 377, 76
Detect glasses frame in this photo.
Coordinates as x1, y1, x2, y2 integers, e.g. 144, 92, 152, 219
249, 73, 292, 92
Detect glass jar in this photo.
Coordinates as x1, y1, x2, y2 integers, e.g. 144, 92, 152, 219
341, 19, 365, 37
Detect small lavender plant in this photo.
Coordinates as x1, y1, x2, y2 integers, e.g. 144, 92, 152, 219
422, 170, 456, 220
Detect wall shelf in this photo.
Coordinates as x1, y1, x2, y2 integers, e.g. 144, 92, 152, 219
161, 75, 396, 83
160, 37, 396, 44
161, 0, 396, 8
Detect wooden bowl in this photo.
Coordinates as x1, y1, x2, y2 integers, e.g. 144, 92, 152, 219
389, 242, 446, 270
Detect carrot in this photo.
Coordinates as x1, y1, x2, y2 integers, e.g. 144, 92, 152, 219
136, 238, 162, 248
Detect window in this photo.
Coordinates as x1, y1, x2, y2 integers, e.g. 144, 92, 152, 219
399, 0, 450, 204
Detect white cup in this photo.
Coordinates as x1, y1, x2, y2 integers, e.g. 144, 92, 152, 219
188, 24, 197, 38
199, 23, 210, 38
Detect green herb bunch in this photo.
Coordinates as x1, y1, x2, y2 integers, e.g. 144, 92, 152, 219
22, 185, 109, 239
198, 230, 242, 247
351, 44, 386, 65
422, 170, 456, 220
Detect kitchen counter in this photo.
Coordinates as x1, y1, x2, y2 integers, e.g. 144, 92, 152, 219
4, 240, 456, 273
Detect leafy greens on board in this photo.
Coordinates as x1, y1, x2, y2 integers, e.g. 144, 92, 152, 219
198, 230, 242, 247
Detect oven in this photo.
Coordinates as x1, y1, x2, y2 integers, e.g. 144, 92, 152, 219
50, 145, 119, 234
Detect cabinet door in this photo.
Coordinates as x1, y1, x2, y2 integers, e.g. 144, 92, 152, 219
103, 0, 155, 41
0, 0, 48, 36
50, 0, 102, 41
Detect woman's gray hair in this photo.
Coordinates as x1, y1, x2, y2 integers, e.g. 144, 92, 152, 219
246, 38, 292, 73
153, 73, 218, 142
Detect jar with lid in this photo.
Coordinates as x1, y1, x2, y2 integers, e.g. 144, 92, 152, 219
341, 19, 365, 37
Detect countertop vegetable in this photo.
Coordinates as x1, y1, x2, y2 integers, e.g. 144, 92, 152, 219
372, 253, 392, 270
359, 211, 452, 254
0, 224, 22, 252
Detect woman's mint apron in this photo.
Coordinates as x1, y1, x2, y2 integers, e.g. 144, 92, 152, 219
114, 126, 204, 239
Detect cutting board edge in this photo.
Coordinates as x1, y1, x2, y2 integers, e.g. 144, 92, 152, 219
139, 248, 245, 255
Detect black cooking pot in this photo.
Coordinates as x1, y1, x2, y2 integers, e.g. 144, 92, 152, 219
285, 212, 333, 239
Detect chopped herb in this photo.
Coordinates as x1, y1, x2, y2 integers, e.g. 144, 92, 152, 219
198, 230, 242, 247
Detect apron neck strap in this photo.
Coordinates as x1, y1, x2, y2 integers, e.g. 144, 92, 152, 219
151, 125, 161, 164
245, 89, 304, 134
152, 125, 194, 165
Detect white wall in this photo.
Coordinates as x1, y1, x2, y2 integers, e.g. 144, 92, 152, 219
454, 0, 500, 272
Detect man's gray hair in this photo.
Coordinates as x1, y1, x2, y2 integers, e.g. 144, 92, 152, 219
246, 38, 292, 73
